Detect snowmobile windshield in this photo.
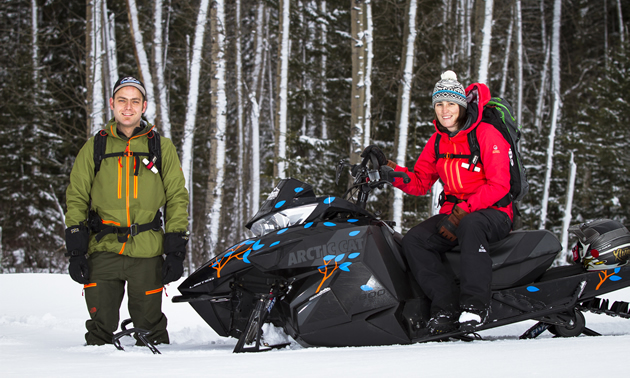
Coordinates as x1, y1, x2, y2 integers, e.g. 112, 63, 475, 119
249, 203, 318, 237
245, 178, 316, 229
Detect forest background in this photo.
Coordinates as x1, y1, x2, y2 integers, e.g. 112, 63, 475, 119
1, 0, 629, 275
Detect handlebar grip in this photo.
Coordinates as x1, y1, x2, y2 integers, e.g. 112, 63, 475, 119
389, 171, 410, 184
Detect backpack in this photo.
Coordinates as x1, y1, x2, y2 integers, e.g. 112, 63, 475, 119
93, 128, 162, 177
434, 97, 529, 209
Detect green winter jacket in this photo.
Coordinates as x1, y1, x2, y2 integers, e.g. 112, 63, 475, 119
65, 118, 189, 258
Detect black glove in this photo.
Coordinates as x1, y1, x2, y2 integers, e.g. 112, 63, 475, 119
437, 205, 468, 241
65, 224, 89, 255
162, 232, 189, 285
361, 145, 388, 167
69, 254, 90, 284
65, 224, 90, 284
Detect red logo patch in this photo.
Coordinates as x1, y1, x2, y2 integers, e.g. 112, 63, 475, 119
90, 307, 97, 314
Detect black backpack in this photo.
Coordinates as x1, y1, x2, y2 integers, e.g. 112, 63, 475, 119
93, 128, 162, 177
434, 97, 529, 209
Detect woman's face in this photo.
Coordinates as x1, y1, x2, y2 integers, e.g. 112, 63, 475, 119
435, 101, 460, 132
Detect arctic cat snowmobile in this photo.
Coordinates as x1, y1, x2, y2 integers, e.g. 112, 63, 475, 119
173, 151, 630, 353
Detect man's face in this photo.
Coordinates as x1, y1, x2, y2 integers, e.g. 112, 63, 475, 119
109, 86, 147, 132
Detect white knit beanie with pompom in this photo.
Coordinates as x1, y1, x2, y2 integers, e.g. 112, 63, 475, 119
432, 70, 467, 108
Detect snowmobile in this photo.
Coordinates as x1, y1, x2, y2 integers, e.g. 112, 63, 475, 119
173, 151, 630, 353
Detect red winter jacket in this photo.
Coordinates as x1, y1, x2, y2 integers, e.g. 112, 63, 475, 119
392, 82, 513, 221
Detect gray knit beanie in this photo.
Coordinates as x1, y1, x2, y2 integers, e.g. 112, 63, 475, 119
432, 70, 467, 108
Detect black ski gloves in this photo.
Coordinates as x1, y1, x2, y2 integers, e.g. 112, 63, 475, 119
361, 145, 397, 168
437, 205, 468, 241
69, 255, 90, 285
162, 232, 189, 285
361, 145, 388, 166
65, 224, 90, 284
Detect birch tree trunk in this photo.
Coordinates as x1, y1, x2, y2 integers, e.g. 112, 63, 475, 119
274, 0, 290, 180
457, 0, 467, 63
87, 0, 105, 136
431, 181, 443, 216
102, 1, 117, 121
515, 0, 523, 126
31, 0, 40, 175
234, 0, 244, 237
560, 151, 576, 263
86, 0, 94, 137
320, 0, 328, 140
605, 0, 609, 70
152, 0, 172, 138
465, 0, 473, 77
126, 0, 156, 122
477, 0, 494, 84
534, 0, 549, 132
540, 0, 562, 229
248, 0, 266, 216
349, 0, 367, 167
442, 0, 451, 67
362, 0, 373, 148
534, 41, 550, 132
31, 0, 38, 91
392, 0, 417, 232
205, 0, 227, 257
181, 0, 210, 268
617, 0, 625, 44
499, 6, 513, 97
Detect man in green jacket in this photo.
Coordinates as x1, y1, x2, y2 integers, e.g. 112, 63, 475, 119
64, 76, 190, 346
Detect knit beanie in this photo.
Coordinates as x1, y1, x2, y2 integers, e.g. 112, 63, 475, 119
432, 70, 467, 108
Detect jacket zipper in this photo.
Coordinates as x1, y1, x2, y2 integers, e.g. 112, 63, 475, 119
109, 125, 156, 255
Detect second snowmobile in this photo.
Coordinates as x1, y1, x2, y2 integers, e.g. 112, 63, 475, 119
173, 151, 630, 352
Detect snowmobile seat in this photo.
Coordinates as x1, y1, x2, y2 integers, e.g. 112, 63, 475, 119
444, 230, 562, 290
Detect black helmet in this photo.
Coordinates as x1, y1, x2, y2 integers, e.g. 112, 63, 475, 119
569, 219, 630, 271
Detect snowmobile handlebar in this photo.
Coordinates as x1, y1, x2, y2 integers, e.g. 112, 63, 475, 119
337, 151, 410, 208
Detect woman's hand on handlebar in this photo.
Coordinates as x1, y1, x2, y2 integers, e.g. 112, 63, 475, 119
361, 145, 388, 167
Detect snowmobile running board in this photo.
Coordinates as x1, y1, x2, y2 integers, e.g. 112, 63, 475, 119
112, 318, 161, 355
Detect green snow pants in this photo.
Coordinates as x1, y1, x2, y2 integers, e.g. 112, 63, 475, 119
83, 251, 169, 346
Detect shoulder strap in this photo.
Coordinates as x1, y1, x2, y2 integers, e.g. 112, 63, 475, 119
466, 128, 481, 169
434, 134, 441, 162
147, 129, 162, 176
93, 130, 108, 175
93, 128, 162, 178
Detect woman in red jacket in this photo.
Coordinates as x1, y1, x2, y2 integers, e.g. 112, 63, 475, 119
363, 71, 512, 335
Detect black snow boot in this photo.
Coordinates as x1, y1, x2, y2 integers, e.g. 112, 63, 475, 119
428, 310, 458, 335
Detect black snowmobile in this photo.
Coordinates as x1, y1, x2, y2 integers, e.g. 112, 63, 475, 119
173, 152, 630, 352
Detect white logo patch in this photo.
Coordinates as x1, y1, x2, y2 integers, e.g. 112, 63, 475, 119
478, 244, 487, 253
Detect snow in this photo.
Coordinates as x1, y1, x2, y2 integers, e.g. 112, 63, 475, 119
3, 273, 630, 377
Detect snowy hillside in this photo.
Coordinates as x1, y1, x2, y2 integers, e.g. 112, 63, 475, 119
2, 273, 630, 377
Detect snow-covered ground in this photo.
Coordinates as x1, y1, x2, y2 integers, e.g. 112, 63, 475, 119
2, 273, 630, 377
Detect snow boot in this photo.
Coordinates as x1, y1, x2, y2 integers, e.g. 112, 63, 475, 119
458, 305, 489, 332
428, 310, 458, 335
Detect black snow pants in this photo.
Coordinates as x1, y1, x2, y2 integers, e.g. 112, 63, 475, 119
402, 208, 512, 315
